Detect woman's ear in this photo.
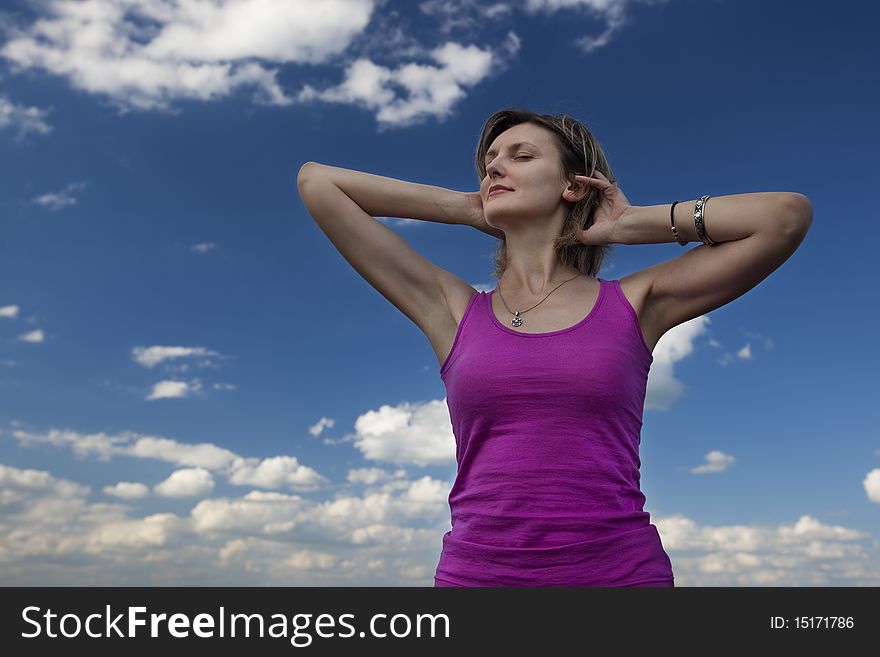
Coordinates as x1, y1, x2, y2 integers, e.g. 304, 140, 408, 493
563, 178, 590, 203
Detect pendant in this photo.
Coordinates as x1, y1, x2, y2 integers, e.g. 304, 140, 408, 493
511, 311, 523, 327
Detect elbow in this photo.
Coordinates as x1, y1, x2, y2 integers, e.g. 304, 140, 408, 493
779, 192, 813, 239
297, 161, 324, 188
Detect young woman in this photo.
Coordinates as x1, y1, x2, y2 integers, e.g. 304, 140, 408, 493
296, 107, 813, 587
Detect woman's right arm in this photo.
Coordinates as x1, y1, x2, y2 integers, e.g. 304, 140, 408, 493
296, 162, 498, 337
297, 162, 502, 238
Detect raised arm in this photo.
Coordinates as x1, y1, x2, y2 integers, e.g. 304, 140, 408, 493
296, 162, 493, 336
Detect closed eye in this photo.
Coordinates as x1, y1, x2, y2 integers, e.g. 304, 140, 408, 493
485, 154, 532, 166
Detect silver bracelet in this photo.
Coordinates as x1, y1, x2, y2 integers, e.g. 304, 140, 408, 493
694, 195, 717, 246
670, 200, 687, 246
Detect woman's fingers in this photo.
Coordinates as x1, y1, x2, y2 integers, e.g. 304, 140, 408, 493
575, 174, 613, 189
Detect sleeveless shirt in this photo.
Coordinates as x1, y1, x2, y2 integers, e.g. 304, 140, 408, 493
434, 277, 675, 587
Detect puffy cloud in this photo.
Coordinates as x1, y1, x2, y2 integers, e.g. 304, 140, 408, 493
191, 490, 306, 534
0, 463, 194, 581
227, 456, 329, 492
8, 426, 326, 492
309, 417, 336, 437
0, 0, 665, 127
690, 450, 736, 475
0, 0, 376, 112
347, 467, 408, 486
146, 378, 202, 400
864, 469, 880, 503
17, 329, 44, 343
0, 305, 20, 318
645, 315, 710, 411
297, 38, 514, 129
103, 481, 150, 500
352, 398, 455, 466
132, 346, 227, 400
84, 513, 185, 552
154, 467, 215, 497
128, 436, 239, 470
0, 463, 90, 507
11, 427, 130, 461
2, 462, 879, 586
654, 513, 873, 586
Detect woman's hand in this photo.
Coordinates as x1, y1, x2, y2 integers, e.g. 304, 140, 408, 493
574, 171, 636, 246
463, 191, 506, 240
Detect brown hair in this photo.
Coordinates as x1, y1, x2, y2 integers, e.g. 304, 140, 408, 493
475, 107, 616, 280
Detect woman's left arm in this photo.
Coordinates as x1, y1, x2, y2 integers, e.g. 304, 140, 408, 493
575, 172, 813, 337
616, 192, 812, 246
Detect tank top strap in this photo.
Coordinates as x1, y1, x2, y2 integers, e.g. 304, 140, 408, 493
439, 289, 482, 378
604, 278, 653, 361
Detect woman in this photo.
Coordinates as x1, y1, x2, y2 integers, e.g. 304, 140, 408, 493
296, 107, 813, 587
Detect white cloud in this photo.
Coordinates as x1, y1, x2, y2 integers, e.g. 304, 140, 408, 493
0, 0, 377, 112
132, 345, 222, 368
0, 94, 52, 137
31, 181, 88, 211
1, 305, 21, 318
393, 475, 450, 519
718, 341, 756, 367
17, 329, 44, 343
296, 38, 512, 129
191, 242, 217, 253
8, 426, 327, 492
103, 481, 150, 500
863, 469, 880, 503
0, 463, 90, 507
127, 436, 239, 470
85, 513, 186, 553
0, 465, 194, 574
645, 315, 710, 411
352, 398, 456, 466
11, 427, 130, 461
347, 467, 408, 486
228, 456, 329, 492
146, 378, 202, 400
191, 490, 307, 534
524, 0, 630, 54
654, 513, 875, 586
154, 467, 215, 497
133, 346, 227, 399
690, 450, 736, 474
419, 0, 515, 33
0, 0, 662, 126
2, 461, 879, 586
309, 417, 336, 437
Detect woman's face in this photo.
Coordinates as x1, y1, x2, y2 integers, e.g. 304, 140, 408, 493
480, 122, 572, 228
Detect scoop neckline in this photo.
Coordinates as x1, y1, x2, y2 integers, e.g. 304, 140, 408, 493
487, 277, 607, 337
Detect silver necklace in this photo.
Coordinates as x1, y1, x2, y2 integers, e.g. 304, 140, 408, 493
496, 273, 583, 327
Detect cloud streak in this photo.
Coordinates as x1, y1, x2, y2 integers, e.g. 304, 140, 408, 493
8, 426, 329, 492
0, 94, 52, 137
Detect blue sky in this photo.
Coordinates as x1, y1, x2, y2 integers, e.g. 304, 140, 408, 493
0, 0, 877, 586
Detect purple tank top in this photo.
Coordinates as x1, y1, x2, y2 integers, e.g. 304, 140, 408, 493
434, 277, 674, 587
